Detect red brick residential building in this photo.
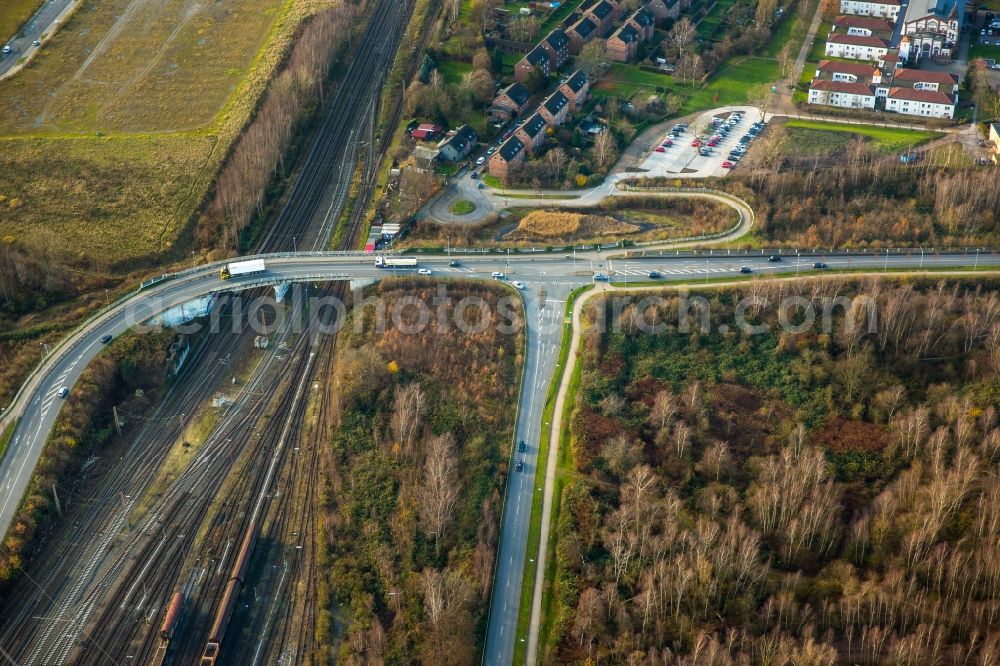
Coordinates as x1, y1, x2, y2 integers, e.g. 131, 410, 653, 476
489, 82, 532, 122
538, 90, 570, 126
606, 23, 640, 62
626, 7, 655, 40
540, 29, 571, 70
586, 0, 616, 36
489, 136, 526, 183
515, 113, 548, 153
515, 45, 552, 83
558, 70, 590, 111
567, 16, 598, 53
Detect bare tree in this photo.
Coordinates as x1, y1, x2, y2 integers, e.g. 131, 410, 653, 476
649, 389, 679, 432
593, 130, 616, 169
419, 433, 461, 554
572, 587, 605, 654
391, 383, 426, 458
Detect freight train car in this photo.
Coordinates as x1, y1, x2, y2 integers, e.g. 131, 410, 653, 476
160, 592, 183, 641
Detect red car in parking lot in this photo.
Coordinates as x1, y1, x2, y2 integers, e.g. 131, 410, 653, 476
722, 161, 734, 168
655, 146, 666, 152
691, 139, 701, 147
707, 140, 718, 147
662, 139, 673, 147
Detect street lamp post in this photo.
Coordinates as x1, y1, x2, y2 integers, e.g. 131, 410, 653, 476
920, 246, 924, 270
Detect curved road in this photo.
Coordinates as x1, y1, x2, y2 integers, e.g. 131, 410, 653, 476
1, 248, 998, 666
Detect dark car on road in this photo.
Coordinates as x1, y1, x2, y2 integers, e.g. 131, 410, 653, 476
515, 459, 524, 473
768, 255, 781, 262
813, 262, 829, 269
518, 440, 526, 453
100, 334, 113, 344
449, 260, 461, 267
740, 266, 753, 274
648, 271, 662, 279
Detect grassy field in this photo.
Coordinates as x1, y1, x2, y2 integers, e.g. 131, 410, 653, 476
450, 198, 475, 214
596, 58, 779, 115
783, 119, 941, 153
970, 42, 1000, 62
0, 0, 322, 263
0, 0, 44, 43
0, 0, 285, 133
0, 133, 218, 259
438, 58, 472, 84
767, 0, 818, 57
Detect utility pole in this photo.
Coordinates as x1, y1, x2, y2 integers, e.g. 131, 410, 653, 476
105, 289, 110, 308
52, 484, 62, 517
113, 406, 122, 436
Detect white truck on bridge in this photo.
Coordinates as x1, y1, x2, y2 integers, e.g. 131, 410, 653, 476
220, 259, 266, 280
375, 256, 417, 268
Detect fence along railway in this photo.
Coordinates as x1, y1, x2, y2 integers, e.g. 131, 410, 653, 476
0, 0, 412, 663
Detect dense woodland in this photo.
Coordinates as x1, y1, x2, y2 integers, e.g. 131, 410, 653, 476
546, 278, 1000, 664
320, 281, 523, 663
733, 162, 1000, 248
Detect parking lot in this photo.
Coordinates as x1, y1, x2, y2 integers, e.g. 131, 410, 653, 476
634, 106, 767, 178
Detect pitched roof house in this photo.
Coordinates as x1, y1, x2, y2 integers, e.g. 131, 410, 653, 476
515, 113, 549, 152
436, 125, 479, 162
541, 29, 571, 70
515, 45, 552, 83
567, 17, 598, 53
539, 90, 570, 126
558, 70, 590, 111
606, 23, 640, 62
488, 136, 526, 183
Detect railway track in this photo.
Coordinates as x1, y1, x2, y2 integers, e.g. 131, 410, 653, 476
0, 0, 412, 662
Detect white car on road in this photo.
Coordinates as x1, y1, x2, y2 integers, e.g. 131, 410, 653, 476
418, 268, 432, 275
491, 271, 505, 279
512, 281, 525, 290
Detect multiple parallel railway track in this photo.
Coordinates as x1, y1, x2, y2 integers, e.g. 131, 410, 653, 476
0, 0, 412, 663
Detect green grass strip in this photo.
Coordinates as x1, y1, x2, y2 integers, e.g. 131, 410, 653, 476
0, 418, 19, 466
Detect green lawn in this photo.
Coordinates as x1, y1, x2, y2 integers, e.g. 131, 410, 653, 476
697, 0, 738, 40
482, 174, 503, 188
597, 57, 779, 113
807, 18, 835, 61
450, 198, 475, 214
438, 58, 472, 84
970, 43, 1000, 63
784, 119, 941, 153
767, 0, 819, 57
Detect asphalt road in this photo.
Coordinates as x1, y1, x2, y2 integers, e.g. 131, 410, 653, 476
0, 250, 998, 664
0, 0, 77, 78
